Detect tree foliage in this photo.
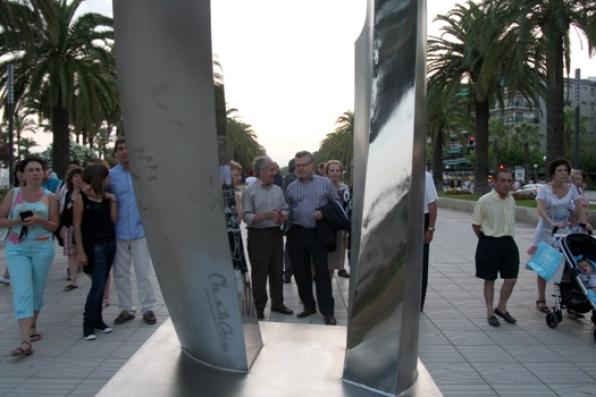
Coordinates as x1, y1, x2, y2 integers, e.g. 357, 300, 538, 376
0, 0, 117, 176
428, 0, 544, 193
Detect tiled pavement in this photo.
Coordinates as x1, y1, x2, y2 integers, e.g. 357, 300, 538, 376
0, 209, 594, 396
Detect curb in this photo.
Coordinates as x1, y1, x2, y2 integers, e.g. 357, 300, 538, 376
438, 197, 596, 226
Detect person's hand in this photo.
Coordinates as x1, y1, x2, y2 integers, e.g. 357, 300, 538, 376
278, 211, 288, 224
105, 192, 117, 203
424, 229, 434, 243
584, 222, 593, 231
268, 210, 281, 222
22, 214, 41, 226
527, 245, 537, 256
313, 210, 323, 221
78, 252, 88, 266
552, 221, 566, 229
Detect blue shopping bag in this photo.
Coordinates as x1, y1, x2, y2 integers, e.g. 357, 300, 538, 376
528, 241, 564, 282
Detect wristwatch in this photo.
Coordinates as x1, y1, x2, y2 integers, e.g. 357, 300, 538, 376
427, 226, 435, 231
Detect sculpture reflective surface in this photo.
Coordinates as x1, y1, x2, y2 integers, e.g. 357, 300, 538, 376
112, 1, 262, 372
343, 0, 427, 394
109, 0, 435, 395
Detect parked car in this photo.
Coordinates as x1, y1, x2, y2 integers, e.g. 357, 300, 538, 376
513, 184, 544, 200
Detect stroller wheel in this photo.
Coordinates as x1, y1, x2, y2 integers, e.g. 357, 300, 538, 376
555, 310, 563, 323
546, 312, 559, 329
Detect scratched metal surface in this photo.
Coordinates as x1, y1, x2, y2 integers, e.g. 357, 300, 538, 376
343, 0, 428, 394
112, 0, 262, 372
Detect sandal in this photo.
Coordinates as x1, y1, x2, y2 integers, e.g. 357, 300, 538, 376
63, 284, 78, 292
536, 300, 550, 313
102, 299, 110, 309
10, 341, 33, 357
29, 332, 41, 342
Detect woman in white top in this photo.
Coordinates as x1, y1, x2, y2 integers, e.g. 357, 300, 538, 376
528, 159, 591, 313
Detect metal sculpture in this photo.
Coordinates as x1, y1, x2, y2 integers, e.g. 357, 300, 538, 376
112, 1, 262, 372
110, 0, 433, 395
343, 0, 428, 394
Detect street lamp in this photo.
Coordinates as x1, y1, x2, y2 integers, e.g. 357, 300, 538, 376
7, 64, 15, 187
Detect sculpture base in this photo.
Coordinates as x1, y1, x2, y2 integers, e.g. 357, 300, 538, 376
98, 320, 441, 397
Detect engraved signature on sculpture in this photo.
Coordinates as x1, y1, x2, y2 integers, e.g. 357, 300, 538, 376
205, 273, 234, 352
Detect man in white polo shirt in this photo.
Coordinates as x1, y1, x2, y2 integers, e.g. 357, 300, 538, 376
472, 170, 519, 327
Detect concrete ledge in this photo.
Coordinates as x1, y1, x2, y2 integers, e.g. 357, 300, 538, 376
438, 197, 596, 226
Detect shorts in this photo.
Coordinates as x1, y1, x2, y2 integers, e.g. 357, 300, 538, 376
61, 226, 76, 257
475, 234, 519, 280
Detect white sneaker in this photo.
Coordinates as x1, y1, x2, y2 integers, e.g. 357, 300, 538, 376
97, 327, 113, 334
84, 334, 97, 341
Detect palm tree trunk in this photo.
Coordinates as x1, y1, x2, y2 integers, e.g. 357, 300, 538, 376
545, 24, 565, 163
432, 124, 444, 191
474, 99, 490, 194
51, 103, 70, 178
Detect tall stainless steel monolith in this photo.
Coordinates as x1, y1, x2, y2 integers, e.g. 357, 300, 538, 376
112, 0, 262, 372
343, 0, 428, 395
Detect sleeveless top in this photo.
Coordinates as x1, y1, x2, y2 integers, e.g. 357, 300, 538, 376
7, 188, 53, 244
81, 193, 115, 245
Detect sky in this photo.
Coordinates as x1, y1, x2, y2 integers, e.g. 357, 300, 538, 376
27, 0, 596, 165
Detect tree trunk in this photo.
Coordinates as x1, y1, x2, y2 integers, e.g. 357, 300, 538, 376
523, 143, 530, 184
544, 23, 565, 163
474, 99, 490, 194
432, 123, 444, 192
51, 103, 70, 178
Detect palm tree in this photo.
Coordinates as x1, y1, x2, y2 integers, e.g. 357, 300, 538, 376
512, 122, 540, 182
428, 1, 543, 193
316, 111, 354, 182
426, 71, 470, 191
488, 118, 509, 170
507, 0, 595, 162
1, 105, 37, 159
226, 108, 265, 172
0, 0, 116, 176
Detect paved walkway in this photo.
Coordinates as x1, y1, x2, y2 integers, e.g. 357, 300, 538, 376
0, 209, 594, 396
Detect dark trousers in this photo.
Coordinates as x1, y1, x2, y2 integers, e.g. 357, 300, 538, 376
247, 228, 284, 311
84, 241, 115, 330
421, 213, 430, 311
287, 226, 334, 316
283, 240, 293, 275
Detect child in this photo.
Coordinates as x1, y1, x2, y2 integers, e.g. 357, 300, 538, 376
578, 259, 596, 289
578, 259, 596, 304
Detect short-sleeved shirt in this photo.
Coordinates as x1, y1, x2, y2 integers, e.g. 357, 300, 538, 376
531, 183, 580, 246
472, 189, 516, 238
423, 172, 438, 214
242, 179, 288, 228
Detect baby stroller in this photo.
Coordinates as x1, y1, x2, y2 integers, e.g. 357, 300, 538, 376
547, 231, 596, 342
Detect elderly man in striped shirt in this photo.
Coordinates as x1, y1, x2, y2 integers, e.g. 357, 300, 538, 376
285, 151, 342, 325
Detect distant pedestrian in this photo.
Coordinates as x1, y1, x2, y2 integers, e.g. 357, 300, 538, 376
242, 156, 293, 320
286, 151, 341, 325
282, 159, 297, 284
73, 164, 117, 340
0, 157, 59, 357
109, 137, 157, 325
325, 160, 350, 279
421, 171, 438, 312
273, 162, 283, 188
60, 166, 83, 292
472, 170, 519, 327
